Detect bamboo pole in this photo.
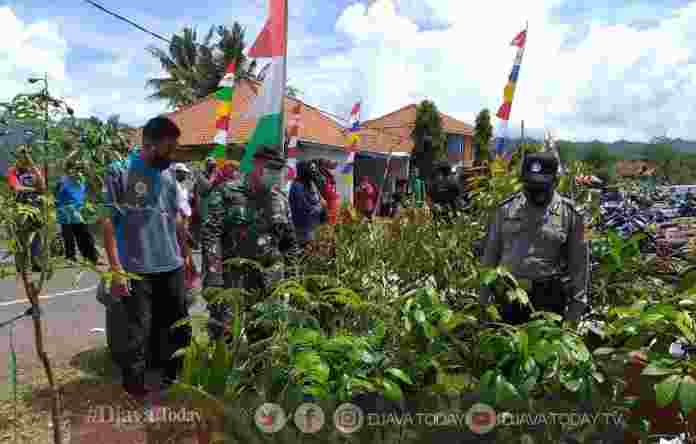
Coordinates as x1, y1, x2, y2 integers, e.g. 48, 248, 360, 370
280, 0, 289, 158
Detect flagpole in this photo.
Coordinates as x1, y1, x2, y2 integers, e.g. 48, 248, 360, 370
372, 142, 396, 219
280, 0, 289, 158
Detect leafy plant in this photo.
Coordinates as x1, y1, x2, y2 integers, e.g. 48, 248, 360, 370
274, 322, 413, 403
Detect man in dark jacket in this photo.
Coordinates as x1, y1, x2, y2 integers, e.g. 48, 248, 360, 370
429, 162, 466, 222
289, 160, 325, 245
389, 179, 408, 217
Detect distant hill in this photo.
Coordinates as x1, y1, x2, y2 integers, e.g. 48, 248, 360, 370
494, 136, 696, 160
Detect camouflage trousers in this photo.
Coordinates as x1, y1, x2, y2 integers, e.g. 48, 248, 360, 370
200, 210, 226, 288
207, 259, 289, 341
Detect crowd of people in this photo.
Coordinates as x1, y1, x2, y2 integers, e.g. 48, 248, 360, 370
5, 115, 475, 401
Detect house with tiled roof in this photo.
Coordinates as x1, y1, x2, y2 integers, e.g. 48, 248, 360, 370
131, 81, 474, 162
130, 80, 475, 204
616, 160, 657, 177
356, 103, 474, 159
129, 79, 351, 160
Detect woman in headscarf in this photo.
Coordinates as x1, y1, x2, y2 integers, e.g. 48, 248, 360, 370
356, 176, 377, 220
289, 160, 325, 245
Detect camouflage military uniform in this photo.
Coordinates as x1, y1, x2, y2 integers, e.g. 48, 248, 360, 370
480, 191, 589, 323
197, 173, 227, 289
240, 183, 300, 286
207, 148, 301, 340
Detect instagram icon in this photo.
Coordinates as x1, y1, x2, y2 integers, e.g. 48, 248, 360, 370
333, 403, 364, 434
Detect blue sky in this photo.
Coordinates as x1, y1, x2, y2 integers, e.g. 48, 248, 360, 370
3, 0, 696, 142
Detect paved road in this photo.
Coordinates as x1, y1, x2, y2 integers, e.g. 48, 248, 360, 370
0, 255, 205, 382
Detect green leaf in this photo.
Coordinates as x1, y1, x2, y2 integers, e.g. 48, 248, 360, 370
531, 339, 556, 364
495, 374, 521, 403
641, 364, 680, 377
413, 309, 427, 324
382, 378, 404, 401
479, 370, 497, 405
507, 288, 528, 306
655, 375, 681, 408
294, 352, 330, 385
675, 312, 696, 343
678, 268, 696, 294
592, 347, 616, 357
592, 372, 605, 384
486, 305, 501, 322
678, 375, 696, 415
349, 377, 376, 392
480, 269, 497, 286
518, 331, 529, 361
385, 368, 413, 385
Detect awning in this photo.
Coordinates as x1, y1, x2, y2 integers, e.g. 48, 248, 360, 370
356, 151, 411, 159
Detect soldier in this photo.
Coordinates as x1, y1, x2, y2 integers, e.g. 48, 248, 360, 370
207, 147, 301, 340
197, 160, 250, 339
479, 152, 589, 325
243, 146, 302, 288
196, 161, 232, 290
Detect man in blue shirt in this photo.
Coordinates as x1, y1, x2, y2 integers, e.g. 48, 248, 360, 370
54, 159, 99, 263
99, 116, 193, 399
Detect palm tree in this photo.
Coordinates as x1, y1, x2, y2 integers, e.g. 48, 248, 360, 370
146, 23, 258, 109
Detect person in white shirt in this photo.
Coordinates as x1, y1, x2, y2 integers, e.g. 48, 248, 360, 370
173, 163, 192, 219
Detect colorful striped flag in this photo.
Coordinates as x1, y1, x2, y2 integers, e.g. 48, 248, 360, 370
346, 101, 361, 151
240, 0, 288, 173
495, 27, 527, 155
211, 62, 237, 167
341, 101, 361, 174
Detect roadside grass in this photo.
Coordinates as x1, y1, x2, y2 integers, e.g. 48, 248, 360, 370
0, 307, 209, 444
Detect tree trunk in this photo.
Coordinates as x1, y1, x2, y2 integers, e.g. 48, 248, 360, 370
21, 272, 63, 444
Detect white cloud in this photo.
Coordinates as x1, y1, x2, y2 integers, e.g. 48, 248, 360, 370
0, 6, 167, 126
289, 0, 696, 142
6, 0, 696, 143
0, 7, 68, 97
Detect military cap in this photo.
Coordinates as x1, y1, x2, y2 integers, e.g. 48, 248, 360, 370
254, 145, 286, 170
521, 152, 558, 185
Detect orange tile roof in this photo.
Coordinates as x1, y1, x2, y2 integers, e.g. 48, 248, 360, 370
131, 83, 474, 157
136, 80, 349, 150
616, 160, 658, 177
354, 103, 474, 154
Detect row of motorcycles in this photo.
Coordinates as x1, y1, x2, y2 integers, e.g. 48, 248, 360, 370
594, 188, 694, 257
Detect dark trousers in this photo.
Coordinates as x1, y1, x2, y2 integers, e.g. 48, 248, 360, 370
61, 223, 98, 263
121, 267, 191, 390
500, 279, 567, 325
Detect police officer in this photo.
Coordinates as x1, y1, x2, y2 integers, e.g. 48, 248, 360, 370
429, 161, 466, 222
479, 152, 589, 324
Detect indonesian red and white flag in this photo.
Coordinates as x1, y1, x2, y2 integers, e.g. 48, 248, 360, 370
511, 30, 527, 48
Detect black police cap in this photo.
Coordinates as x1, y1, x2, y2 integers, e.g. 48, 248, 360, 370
521, 152, 558, 184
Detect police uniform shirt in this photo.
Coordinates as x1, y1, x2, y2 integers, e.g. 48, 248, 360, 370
480, 191, 588, 315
